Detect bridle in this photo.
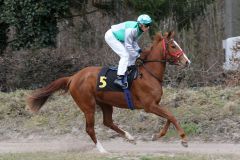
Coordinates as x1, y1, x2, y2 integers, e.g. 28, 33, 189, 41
136, 38, 185, 82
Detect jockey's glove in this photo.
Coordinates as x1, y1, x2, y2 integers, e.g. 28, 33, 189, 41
137, 49, 142, 54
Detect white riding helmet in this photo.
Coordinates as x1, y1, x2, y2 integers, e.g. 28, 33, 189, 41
137, 14, 152, 25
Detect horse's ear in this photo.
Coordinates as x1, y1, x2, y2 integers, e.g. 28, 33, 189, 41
167, 31, 175, 39
163, 32, 168, 38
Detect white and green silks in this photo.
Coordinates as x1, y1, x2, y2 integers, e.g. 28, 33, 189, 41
105, 21, 143, 76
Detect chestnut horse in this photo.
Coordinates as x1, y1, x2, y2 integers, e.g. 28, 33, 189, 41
27, 31, 191, 153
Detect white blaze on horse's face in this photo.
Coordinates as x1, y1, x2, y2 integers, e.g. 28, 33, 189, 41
179, 53, 191, 67
173, 40, 191, 67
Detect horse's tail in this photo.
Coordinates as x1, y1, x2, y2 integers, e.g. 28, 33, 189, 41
27, 76, 71, 113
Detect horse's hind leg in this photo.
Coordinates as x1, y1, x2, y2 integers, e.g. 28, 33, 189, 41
84, 111, 107, 153
70, 90, 108, 153
98, 103, 135, 142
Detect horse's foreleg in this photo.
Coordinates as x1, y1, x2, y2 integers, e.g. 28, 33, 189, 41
145, 103, 188, 147
99, 103, 135, 142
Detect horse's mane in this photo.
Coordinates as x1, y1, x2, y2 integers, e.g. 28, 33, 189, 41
151, 32, 164, 51
141, 32, 169, 60
153, 32, 163, 45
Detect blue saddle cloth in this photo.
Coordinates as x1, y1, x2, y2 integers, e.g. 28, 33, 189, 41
96, 66, 138, 92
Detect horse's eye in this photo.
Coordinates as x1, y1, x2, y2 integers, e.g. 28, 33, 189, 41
171, 46, 176, 48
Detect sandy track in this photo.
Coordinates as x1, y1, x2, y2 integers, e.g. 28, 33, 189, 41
0, 137, 239, 155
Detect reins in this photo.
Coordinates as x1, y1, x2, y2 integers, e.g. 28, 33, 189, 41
141, 63, 163, 83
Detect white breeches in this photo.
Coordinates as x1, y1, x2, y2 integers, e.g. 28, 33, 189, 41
105, 29, 138, 75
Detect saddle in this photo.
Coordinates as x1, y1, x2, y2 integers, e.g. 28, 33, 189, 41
96, 66, 138, 92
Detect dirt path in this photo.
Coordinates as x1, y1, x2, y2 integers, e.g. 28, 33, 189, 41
0, 136, 239, 155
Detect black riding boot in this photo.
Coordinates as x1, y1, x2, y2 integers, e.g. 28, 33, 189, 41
114, 75, 126, 88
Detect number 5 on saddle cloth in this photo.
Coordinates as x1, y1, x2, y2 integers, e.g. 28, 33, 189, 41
96, 66, 138, 110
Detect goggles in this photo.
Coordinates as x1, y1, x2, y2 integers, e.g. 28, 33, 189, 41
143, 23, 151, 27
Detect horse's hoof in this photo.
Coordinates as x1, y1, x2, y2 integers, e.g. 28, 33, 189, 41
125, 137, 136, 144
181, 141, 188, 147
151, 134, 159, 141
100, 150, 109, 154
126, 139, 137, 145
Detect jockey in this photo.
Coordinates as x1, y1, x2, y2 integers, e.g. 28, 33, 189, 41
105, 14, 152, 88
